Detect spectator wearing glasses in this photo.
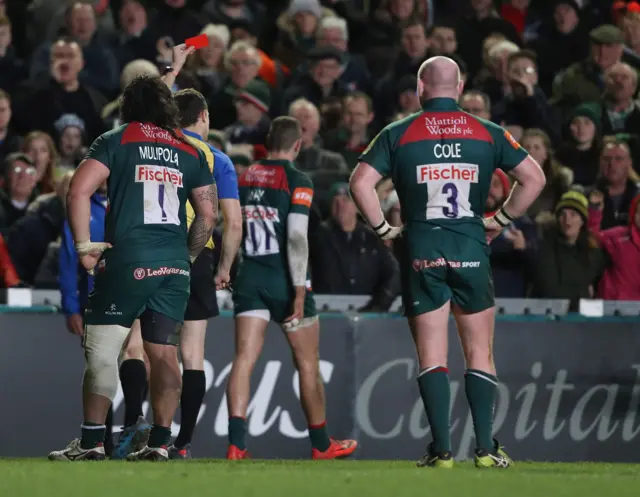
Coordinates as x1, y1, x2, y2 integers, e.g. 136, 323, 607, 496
0, 153, 39, 233
209, 40, 265, 130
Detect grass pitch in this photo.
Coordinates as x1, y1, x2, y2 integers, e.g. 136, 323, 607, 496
1, 459, 638, 497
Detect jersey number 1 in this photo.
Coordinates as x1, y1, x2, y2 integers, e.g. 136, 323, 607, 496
244, 218, 280, 256
142, 178, 180, 225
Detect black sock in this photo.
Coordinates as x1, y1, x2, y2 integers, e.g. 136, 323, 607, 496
148, 425, 172, 448
81, 422, 106, 450
174, 369, 206, 448
104, 406, 114, 456
119, 359, 147, 427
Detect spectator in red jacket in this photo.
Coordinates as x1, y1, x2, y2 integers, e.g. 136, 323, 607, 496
588, 190, 640, 300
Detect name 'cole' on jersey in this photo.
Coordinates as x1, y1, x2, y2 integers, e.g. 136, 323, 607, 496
84, 122, 212, 264
359, 98, 528, 243
237, 159, 313, 273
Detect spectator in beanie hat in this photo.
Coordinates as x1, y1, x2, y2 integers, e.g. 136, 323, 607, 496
532, 190, 604, 309
207, 130, 227, 154
53, 113, 86, 178
556, 103, 603, 187
225, 79, 271, 146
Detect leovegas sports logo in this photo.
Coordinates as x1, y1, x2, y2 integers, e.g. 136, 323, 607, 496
504, 130, 521, 150
133, 267, 189, 280
292, 187, 313, 208
135, 164, 183, 187
416, 163, 479, 184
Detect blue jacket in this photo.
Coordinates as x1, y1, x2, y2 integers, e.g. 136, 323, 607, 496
58, 192, 107, 316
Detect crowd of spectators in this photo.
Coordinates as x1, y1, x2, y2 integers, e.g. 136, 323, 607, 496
0, 0, 639, 314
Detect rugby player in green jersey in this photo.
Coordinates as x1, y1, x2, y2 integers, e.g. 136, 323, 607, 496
226, 117, 358, 460
350, 57, 545, 468
49, 74, 217, 462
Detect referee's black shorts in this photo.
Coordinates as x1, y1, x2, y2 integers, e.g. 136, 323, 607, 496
184, 247, 220, 321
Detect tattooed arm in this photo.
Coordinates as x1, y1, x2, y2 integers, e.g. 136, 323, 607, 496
187, 184, 218, 262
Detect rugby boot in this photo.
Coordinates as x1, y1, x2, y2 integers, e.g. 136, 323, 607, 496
168, 443, 192, 460
474, 438, 513, 468
416, 443, 454, 469
48, 439, 106, 461
112, 416, 151, 460
126, 444, 169, 461
312, 438, 358, 460
226, 444, 250, 460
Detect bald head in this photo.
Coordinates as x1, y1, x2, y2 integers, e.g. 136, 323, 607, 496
417, 56, 463, 102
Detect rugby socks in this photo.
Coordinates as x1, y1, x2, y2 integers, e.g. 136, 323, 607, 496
104, 406, 114, 457
417, 366, 451, 453
81, 422, 106, 449
148, 425, 172, 448
228, 416, 247, 450
174, 369, 206, 448
119, 359, 147, 427
308, 421, 331, 452
465, 369, 498, 453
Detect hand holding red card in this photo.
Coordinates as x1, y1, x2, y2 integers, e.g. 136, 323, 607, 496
185, 34, 209, 50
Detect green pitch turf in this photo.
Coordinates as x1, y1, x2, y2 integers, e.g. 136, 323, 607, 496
1, 460, 638, 497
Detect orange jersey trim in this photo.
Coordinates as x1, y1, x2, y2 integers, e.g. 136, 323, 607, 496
292, 187, 313, 208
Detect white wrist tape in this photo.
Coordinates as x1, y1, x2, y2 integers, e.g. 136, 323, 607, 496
372, 220, 392, 238
494, 207, 515, 228
74, 240, 93, 255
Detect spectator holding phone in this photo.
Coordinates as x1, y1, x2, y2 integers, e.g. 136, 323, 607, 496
588, 189, 640, 300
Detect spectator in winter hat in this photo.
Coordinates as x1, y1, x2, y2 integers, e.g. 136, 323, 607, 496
552, 24, 627, 114
207, 130, 228, 154
0, 153, 39, 233
53, 114, 86, 176
282, 46, 347, 113
201, 0, 265, 35
531, 190, 604, 310
556, 104, 603, 187
274, 0, 334, 69
224, 79, 272, 146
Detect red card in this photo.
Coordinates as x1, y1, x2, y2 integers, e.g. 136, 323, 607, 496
185, 34, 209, 49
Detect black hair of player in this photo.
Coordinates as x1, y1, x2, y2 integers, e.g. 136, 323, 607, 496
174, 89, 208, 128
119, 75, 184, 141
266, 116, 301, 152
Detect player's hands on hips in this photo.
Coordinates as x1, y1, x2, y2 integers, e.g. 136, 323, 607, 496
171, 43, 196, 74
214, 267, 231, 290
483, 216, 504, 243
283, 290, 305, 330
66, 313, 84, 337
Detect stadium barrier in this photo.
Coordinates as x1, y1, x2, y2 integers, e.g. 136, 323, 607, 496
1, 312, 639, 462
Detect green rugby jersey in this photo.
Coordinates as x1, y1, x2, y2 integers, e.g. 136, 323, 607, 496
237, 159, 313, 273
359, 98, 528, 242
85, 122, 212, 264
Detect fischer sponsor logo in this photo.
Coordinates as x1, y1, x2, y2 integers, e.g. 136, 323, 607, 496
413, 258, 480, 270
133, 266, 189, 280
139, 146, 179, 166
135, 164, 183, 187
425, 115, 467, 135
355, 361, 640, 458
417, 163, 478, 184
242, 205, 279, 222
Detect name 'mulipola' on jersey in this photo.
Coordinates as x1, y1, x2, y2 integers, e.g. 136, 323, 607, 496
359, 98, 528, 243
84, 122, 212, 264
